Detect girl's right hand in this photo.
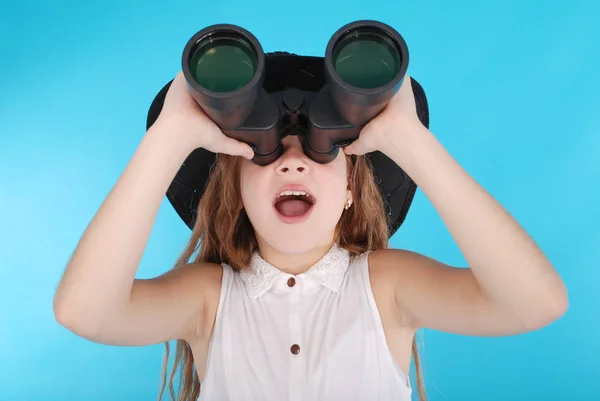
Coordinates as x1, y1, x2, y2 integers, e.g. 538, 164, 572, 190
155, 71, 255, 160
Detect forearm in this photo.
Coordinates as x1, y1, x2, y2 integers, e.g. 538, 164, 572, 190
386, 123, 568, 321
54, 119, 196, 325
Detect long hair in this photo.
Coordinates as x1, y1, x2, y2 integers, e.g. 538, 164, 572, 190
158, 153, 426, 401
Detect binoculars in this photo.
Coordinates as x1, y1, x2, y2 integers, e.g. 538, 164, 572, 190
181, 20, 409, 165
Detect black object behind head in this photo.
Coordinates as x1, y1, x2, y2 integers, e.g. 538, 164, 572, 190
146, 52, 429, 238
146, 22, 430, 238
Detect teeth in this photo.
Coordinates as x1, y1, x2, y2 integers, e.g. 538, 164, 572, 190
277, 190, 311, 198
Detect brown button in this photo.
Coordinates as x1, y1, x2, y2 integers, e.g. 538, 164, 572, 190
290, 344, 300, 354
287, 277, 296, 287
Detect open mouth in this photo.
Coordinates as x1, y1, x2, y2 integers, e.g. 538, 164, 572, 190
273, 189, 316, 221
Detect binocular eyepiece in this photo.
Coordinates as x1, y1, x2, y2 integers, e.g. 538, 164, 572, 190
181, 20, 409, 165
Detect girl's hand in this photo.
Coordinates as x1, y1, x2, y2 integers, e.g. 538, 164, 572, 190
343, 75, 424, 156
154, 71, 255, 160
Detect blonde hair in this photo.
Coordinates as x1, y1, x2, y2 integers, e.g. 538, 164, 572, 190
158, 153, 426, 401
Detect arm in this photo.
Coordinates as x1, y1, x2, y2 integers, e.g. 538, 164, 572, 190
379, 123, 568, 335
53, 119, 217, 345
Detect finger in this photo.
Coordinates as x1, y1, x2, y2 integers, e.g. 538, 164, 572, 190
220, 136, 255, 160
343, 141, 367, 156
402, 74, 412, 90
171, 71, 187, 91
390, 76, 413, 103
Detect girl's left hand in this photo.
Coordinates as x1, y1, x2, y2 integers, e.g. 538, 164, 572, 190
343, 75, 424, 156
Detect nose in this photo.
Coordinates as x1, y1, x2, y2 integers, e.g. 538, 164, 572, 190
275, 136, 310, 176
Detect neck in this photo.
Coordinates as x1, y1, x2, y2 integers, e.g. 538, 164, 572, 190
256, 237, 335, 275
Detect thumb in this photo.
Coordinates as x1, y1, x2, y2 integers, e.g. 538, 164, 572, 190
343, 140, 366, 156
342, 143, 355, 155
221, 136, 255, 160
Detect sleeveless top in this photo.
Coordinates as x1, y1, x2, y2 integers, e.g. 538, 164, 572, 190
198, 243, 412, 401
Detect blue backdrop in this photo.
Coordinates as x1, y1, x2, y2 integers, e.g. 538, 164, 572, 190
1, 0, 598, 400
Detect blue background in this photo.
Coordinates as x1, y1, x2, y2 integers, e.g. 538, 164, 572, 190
1, 0, 598, 400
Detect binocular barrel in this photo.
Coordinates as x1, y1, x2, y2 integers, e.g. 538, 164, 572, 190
181, 20, 409, 162
324, 20, 409, 126
181, 24, 266, 130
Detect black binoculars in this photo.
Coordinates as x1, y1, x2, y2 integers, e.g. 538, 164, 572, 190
180, 20, 409, 165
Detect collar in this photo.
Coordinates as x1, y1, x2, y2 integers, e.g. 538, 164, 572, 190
239, 243, 351, 298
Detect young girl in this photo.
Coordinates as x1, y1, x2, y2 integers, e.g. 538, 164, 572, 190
53, 71, 568, 401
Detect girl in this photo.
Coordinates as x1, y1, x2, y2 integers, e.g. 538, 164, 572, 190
53, 72, 568, 401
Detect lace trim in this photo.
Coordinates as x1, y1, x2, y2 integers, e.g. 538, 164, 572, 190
239, 243, 351, 298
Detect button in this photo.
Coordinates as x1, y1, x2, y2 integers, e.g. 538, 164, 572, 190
287, 277, 296, 287
290, 344, 300, 354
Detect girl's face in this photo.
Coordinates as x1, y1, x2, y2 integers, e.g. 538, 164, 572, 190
240, 135, 351, 254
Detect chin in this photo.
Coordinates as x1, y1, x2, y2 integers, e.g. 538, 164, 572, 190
263, 233, 325, 255
253, 216, 338, 255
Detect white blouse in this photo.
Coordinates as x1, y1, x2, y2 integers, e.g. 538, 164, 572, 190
198, 243, 412, 401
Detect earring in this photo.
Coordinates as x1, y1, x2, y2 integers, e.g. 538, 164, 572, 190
344, 199, 352, 210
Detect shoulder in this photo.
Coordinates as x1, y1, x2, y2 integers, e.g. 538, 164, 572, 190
368, 248, 506, 335
359, 249, 420, 330
367, 248, 464, 328
365, 249, 416, 300
164, 261, 226, 340
368, 248, 455, 281
160, 261, 225, 314
166, 260, 224, 289
367, 248, 424, 283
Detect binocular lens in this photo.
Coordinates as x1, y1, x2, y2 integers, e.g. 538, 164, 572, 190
182, 25, 265, 129
189, 36, 258, 92
333, 30, 401, 89
324, 21, 409, 127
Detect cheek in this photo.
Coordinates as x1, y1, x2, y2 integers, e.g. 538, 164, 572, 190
318, 165, 349, 209
324, 179, 348, 207
240, 166, 269, 216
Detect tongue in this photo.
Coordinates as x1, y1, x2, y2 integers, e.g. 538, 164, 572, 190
275, 199, 312, 217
